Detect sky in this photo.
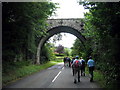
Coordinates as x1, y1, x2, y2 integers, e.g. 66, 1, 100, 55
49, 33, 77, 48
49, 0, 88, 48
50, 0, 88, 19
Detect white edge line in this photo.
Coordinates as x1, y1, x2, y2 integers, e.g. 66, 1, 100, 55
52, 71, 61, 82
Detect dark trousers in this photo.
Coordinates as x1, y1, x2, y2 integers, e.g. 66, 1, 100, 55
89, 66, 94, 81
69, 62, 71, 67
81, 66, 85, 76
74, 68, 80, 82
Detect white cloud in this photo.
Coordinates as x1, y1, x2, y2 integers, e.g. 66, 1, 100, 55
50, 0, 89, 19
49, 33, 77, 48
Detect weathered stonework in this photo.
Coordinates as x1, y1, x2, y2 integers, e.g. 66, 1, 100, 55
46, 18, 84, 32
36, 18, 85, 64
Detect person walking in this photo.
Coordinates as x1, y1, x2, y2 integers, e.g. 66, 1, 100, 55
67, 57, 71, 67
72, 56, 81, 84
87, 56, 95, 82
65, 57, 69, 67
80, 57, 86, 76
71, 57, 75, 76
63, 57, 67, 66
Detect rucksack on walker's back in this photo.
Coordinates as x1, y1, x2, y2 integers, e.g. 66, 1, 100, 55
74, 60, 81, 68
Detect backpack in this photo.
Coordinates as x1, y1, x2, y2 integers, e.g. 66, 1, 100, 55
74, 60, 80, 68
82, 60, 85, 67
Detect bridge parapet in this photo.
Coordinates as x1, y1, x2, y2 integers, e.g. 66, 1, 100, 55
47, 18, 84, 32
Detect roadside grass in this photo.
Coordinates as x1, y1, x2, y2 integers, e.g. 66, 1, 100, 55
2, 61, 58, 87
85, 67, 106, 88
94, 70, 106, 88
56, 56, 64, 59
55, 56, 64, 62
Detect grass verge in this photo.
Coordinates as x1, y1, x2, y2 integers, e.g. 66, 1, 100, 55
85, 67, 106, 88
3, 61, 58, 87
94, 70, 106, 88
54, 56, 64, 62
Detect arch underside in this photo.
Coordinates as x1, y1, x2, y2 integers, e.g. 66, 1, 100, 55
43, 26, 85, 46
36, 26, 86, 64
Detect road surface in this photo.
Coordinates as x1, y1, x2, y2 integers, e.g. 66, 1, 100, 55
3, 63, 100, 88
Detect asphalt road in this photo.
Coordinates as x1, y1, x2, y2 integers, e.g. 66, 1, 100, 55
4, 62, 100, 88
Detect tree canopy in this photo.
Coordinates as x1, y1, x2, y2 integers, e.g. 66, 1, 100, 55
2, 2, 57, 63
71, 2, 120, 88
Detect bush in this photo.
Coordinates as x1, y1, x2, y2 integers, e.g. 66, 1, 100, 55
41, 43, 56, 63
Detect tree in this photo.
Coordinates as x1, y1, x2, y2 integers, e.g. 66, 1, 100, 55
41, 42, 56, 64
64, 47, 71, 56
55, 45, 64, 54
79, 1, 120, 88
71, 38, 87, 59
52, 33, 63, 43
2, 2, 56, 63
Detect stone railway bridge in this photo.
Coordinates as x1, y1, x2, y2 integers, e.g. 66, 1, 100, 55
36, 18, 86, 64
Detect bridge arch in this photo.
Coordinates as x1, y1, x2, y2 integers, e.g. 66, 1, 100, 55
36, 26, 86, 64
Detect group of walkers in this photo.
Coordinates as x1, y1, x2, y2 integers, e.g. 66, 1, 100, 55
63, 56, 95, 84
63, 57, 71, 67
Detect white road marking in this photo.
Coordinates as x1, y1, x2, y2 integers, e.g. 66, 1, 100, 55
62, 67, 64, 70
52, 71, 61, 82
